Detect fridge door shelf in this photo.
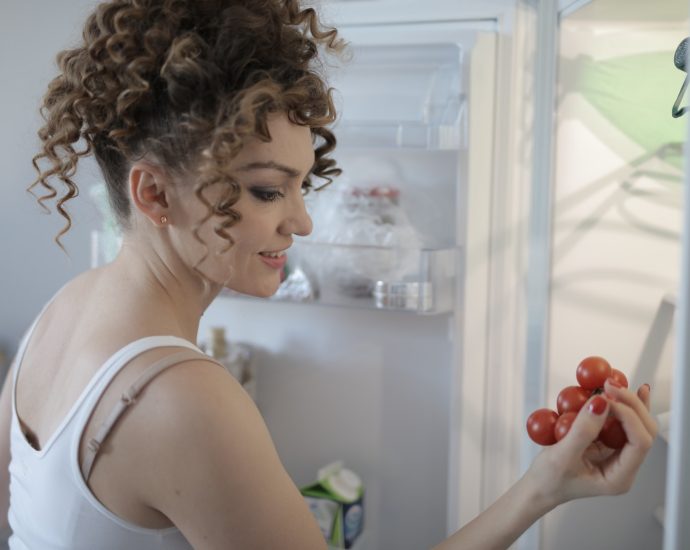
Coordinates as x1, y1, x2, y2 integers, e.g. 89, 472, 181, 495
223, 242, 458, 315
330, 43, 466, 151
332, 111, 466, 150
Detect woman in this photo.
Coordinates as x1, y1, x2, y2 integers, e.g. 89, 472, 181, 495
0, 0, 656, 548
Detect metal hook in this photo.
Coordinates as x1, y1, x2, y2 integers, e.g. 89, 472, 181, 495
672, 74, 688, 118
672, 38, 689, 118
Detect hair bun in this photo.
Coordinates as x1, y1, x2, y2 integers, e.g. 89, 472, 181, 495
30, 0, 345, 250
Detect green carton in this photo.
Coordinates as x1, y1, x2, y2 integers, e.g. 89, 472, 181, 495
301, 461, 364, 549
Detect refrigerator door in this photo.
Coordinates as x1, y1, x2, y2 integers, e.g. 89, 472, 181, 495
665, 9, 690, 549
199, 12, 499, 550
532, 1, 689, 549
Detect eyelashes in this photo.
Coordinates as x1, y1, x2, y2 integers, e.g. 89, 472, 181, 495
249, 181, 311, 203
250, 188, 285, 203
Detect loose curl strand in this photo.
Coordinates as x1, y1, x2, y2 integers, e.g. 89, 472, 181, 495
29, 0, 345, 255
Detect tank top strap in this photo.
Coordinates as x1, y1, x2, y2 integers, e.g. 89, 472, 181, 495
74, 335, 203, 420
78, 342, 225, 482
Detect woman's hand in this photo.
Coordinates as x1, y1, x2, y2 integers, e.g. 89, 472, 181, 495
432, 380, 656, 550
524, 380, 657, 507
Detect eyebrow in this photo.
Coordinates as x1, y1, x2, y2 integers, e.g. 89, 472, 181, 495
236, 160, 303, 178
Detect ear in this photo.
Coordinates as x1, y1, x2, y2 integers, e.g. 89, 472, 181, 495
129, 162, 171, 227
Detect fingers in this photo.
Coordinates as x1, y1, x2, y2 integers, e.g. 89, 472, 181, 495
637, 383, 651, 409
595, 398, 655, 494
604, 380, 657, 439
556, 395, 611, 457
592, 385, 655, 495
607, 399, 654, 450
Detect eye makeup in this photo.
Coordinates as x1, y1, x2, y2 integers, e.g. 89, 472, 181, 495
250, 187, 286, 203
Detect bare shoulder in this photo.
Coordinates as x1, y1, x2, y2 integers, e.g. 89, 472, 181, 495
131, 358, 326, 550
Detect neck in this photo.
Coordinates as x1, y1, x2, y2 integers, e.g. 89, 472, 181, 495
104, 235, 222, 342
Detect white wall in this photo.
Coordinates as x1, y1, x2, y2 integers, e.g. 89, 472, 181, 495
0, 1, 103, 370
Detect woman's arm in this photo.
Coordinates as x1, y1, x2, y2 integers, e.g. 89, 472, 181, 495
432, 472, 555, 550
125, 359, 328, 550
433, 381, 656, 550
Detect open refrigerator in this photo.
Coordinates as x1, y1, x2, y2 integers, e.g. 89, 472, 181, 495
197, 3, 498, 549
89, 1, 690, 549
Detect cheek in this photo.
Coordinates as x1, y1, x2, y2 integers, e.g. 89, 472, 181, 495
205, 223, 262, 276
170, 217, 237, 283
226, 210, 274, 249
175, 195, 277, 278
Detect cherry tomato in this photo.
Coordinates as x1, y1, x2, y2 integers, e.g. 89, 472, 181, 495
610, 368, 628, 389
554, 411, 577, 442
597, 416, 627, 449
557, 386, 591, 415
526, 408, 559, 446
576, 356, 612, 390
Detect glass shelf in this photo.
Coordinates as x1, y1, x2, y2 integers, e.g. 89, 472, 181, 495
223, 242, 459, 315
90, 230, 458, 315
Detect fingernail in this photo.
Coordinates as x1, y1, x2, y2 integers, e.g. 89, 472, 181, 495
604, 390, 618, 402
588, 395, 608, 415
606, 377, 622, 389
643, 383, 651, 392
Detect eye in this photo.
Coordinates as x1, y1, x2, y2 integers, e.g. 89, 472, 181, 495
250, 188, 285, 203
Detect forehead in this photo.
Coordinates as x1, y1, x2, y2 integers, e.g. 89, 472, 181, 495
229, 114, 315, 171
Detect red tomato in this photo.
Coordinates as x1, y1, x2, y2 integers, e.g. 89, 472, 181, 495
526, 408, 559, 446
576, 356, 612, 390
610, 368, 628, 389
554, 411, 577, 442
557, 386, 591, 415
597, 416, 627, 449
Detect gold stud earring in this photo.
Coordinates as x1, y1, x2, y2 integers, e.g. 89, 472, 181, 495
160, 215, 168, 225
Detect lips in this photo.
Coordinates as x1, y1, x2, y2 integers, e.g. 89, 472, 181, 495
259, 250, 287, 259
258, 250, 288, 270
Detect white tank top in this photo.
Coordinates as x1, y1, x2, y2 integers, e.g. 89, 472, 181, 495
7, 294, 215, 549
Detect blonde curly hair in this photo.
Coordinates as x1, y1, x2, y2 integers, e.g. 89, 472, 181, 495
29, 0, 344, 254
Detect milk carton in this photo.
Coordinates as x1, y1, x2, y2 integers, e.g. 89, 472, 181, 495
301, 461, 364, 549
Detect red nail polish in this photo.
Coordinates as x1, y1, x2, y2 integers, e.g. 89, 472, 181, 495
588, 396, 608, 415
607, 377, 622, 389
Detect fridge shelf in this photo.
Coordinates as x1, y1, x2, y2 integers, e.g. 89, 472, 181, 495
330, 43, 466, 151
222, 242, 458, 315
333, 115, 466, 150
89, 231, 458, 315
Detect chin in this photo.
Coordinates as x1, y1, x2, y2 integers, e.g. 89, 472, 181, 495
251, 286, 280, 299
224, 280, 281, 299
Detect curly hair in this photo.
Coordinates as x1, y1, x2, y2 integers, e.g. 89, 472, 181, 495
29, 0, 344, 256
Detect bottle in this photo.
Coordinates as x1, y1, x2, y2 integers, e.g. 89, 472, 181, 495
235, 343, 257, 402
207, 327, 257, 402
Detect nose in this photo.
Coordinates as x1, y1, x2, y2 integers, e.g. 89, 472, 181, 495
280, 192, 313, 237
